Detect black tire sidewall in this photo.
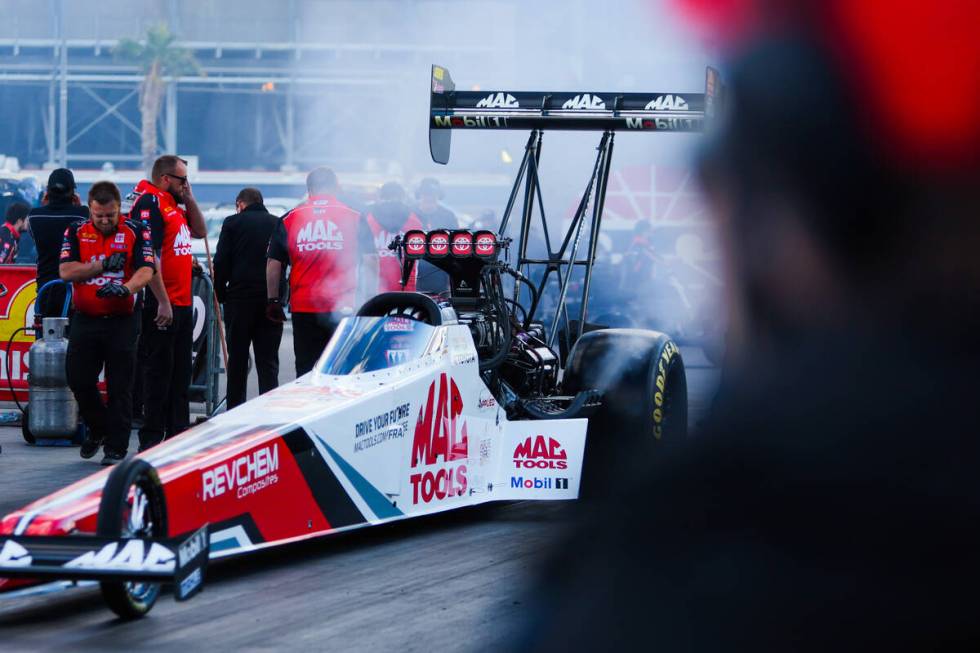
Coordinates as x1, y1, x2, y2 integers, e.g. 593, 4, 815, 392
565, 329, 687, 494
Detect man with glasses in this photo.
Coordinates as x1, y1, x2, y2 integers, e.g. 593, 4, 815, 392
124, 155, 207, 450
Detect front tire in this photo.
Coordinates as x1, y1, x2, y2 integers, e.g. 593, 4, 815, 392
564, 328, 688, 494
97, 458, 168, 619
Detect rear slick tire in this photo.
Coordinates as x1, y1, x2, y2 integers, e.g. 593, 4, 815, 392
564, 328, 688, 496
97, 458, 168, 620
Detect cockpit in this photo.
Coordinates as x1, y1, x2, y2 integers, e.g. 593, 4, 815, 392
318, 316, 437, 375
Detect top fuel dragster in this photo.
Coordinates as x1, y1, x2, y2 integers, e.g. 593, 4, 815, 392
0, 64, 718, 618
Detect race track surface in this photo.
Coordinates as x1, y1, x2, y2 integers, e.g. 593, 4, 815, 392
0, 338, 719, 651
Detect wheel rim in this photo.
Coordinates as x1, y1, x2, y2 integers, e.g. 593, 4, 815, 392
121, 482, 158, 603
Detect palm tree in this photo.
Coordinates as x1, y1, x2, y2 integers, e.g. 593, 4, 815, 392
115, 24, 199, 172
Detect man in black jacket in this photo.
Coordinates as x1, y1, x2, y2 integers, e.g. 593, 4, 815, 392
213, 187, 282, 408
27, 168, 89, 318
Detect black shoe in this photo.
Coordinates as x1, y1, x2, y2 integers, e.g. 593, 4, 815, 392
137, 437, 161, 453
80, 438, 103, 460
100, 450, 126, 466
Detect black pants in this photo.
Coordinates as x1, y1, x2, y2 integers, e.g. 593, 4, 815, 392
139, 300, 193, 448
65, 312, 138, 454
291, 311, 340, 377
224, 300, 283, 408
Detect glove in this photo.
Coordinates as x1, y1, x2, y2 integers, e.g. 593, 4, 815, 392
101, 252, 127, 272
96, 282, 132, 299
266, 298, 286, 324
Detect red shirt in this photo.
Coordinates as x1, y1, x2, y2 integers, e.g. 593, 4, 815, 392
60, 220, 155, 316
127, 180, 193, 307
366, 212, 423, 292
267, 195, 372, 313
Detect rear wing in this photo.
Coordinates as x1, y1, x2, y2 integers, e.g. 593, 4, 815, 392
429, 65, 723, 164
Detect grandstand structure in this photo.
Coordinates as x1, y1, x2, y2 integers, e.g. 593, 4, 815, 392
0, 0, 531, 175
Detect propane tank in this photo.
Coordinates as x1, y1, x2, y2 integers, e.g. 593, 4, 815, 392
28, 317, 78, 438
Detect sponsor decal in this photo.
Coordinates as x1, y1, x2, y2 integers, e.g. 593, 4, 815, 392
477, 390, 496, 410
626, 116, 702, 131
409, 373, 468, 504
433, 115, 508, 128
173, 223, 193, 256
562, 94, 605, 110
510, 476, 570, 490
653, 340, 678, 439
374, 230, 399, 257
65, 540, 175, 572
83, 255, 125, 287
201, 443, 279, 501
644, 94, 688, 111
513, 435, 568, 469
625, 117, 655, 130
0, 540, 32, 567
177, 528, 207, 568
383, 318, 415, 332
114, 232, 126, 243
295, 219, 344, 252
476, 92, 519, 109
355, 402, 411, 453
180, 568, 203, 597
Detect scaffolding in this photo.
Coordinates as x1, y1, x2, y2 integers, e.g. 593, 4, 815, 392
0, 0, 501, 171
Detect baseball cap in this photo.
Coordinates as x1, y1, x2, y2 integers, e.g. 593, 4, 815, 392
47, 168, 76, 194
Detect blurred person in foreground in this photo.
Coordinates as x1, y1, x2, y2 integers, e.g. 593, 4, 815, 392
365, 182, 423, 292
519, 1, 980, 650
0, 202, 29, 264
214, 187, 283, 408
266, 167, 375, 376
27, 168, 89, 317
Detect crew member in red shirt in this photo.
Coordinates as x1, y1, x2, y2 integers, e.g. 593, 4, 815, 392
125, 155, 206, 450
365, 182, 423, 292
59, 181, 155, 465
266, 167, 375, 376
0, 202, 29, 264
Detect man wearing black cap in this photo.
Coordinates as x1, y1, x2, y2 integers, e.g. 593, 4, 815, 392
27, 168, 89, 317
0, 202, 30, 264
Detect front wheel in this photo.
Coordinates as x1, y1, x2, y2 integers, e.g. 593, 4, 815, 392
97, 458, 169, 619
563, 328, 688, 495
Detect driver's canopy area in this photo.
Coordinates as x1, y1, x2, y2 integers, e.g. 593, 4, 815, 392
318, 316, 438, 375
